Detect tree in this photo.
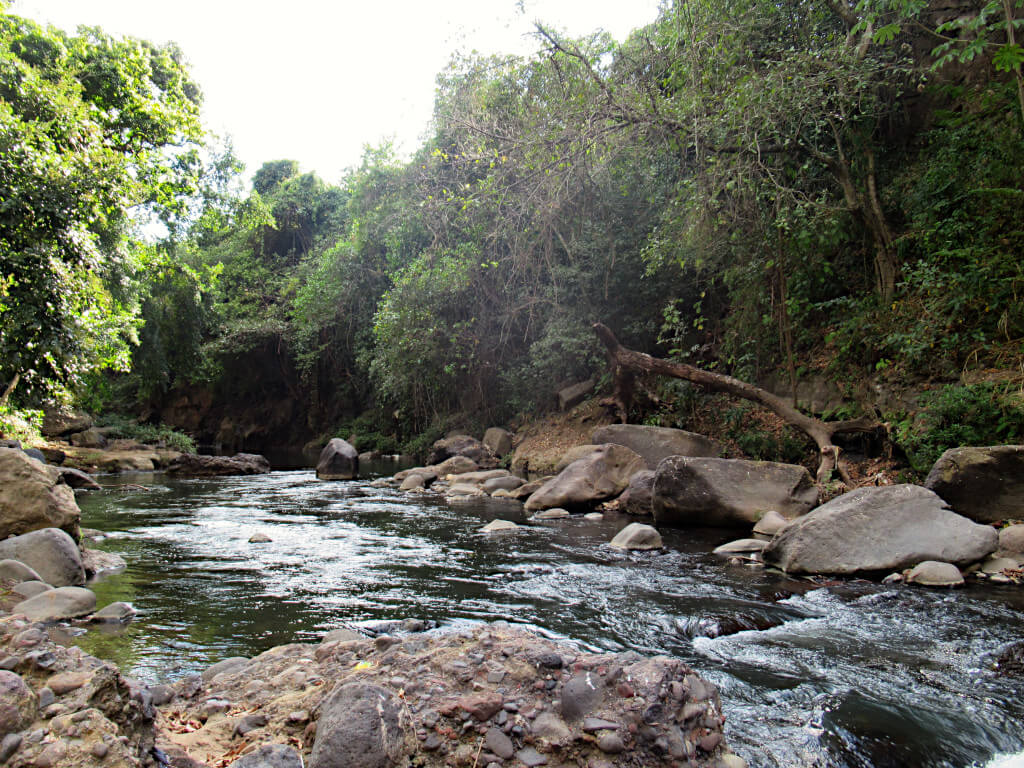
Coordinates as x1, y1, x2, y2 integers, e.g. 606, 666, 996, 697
0, 12, 205, 402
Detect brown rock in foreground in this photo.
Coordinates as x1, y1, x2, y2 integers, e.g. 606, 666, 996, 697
158, 623, 742, 768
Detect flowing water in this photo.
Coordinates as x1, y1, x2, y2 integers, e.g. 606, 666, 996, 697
68, 466, 1024, 768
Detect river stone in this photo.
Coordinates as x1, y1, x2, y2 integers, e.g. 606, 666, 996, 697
0, 448, 81, 541
399, 473, 427, 491
202, 656, 249, 682
13, 586, 96, 622
483, 475, 524, 494
434, 455, 479, 476
482, 427, 513, 457
0, 559, 43, 584
12, 581, 52, 599
561, 671, 605, 721
619, 470, 656, 516
448, 469, 510, 485
752, 509, 790, 538
480, 520, 519, 533
981, 556, 1021, 574
763, 485, 997, 575
93, 602, 137, 623
249, 532, 273, 543
41, 406, 92, 437
446, 483, 484, 498
555, 445, 603, 474
591, 424, 722, 469
316, 438, 359, 480
906, 561, 964, 587
485, 726, 515, 759
525, 444, 645, 512
653, 457, 818, 527
0, 671, 36, 734
0, 528, 84, 586
232, 744, 304, 768
427, 435, 498, 469
168, 453, 271, 476
609, 523, 663, 551
531, 711, 571, 743
924, 445, 1024, 524
81, 548, 127, 577
56, 467, 101, 490
531, 508, 570, 520
321, 627, 364, 644
999, 524, 1024, 557
309, 682, 414, 768
713, 538, 768, 555
69, 427, 107, 449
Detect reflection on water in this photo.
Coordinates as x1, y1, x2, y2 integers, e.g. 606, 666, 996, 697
73, 469, 1024, 768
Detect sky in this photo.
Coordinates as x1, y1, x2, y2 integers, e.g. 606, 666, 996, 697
10, 0, 662, 182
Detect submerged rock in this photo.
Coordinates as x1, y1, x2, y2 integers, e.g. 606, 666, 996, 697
316, 438, 359, 480
764, 485, 997, 575
653, 457, 818, 527
925, 445, 1024, 524
480, 519, 519, 533
13, 586, 96, 622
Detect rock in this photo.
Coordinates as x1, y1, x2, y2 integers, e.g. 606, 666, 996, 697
609, 523, 663, 551
719, 754, 749, 768
458, 691, 503, 720
202, 657, 249, 682
0, 671, 36, 734
56, 467, 101, 490
480, 520, 519, 533
924, 445, 1024, 523
446, 483, 485, 498
231, 743, 304, 768
981, 556, 1020, 574
554, 445, 603, 474
764, 485, 998, 575
713, 538, 768, 555
531, 508, 570, 520
508, 478, 546, 501
399, 473, 427, 491
0, 440, 18, 450
557, 378, 594, 411
38, 447, 65, 465
92, 602, 137, 623
321, 627, 364, 644
0, 448, 81, 541
516, 746, 550, 767
906, 561, 964, 587
752, 509, 790, 538
483, 427, 513, 457
69, 427, 108, 449
653, 457, 818, 527
525, 444, 645, 512
12, 581, 51, 599
21, 448, 45, 463
308, 682, 414, 768
561, 672, 605, 720
41, 406, 92, 438
0, 528, 84, 586
427, 435, 498, 469
81, 547, 127, 577
482, 475, 524, 494
999, 524, 1024, 557
233, 712, 268, 736
249, 532, 273, 543
485, 726, 515, 759
620, 470, 656, 516
597, 733, 626, 754
531, 711, 571, 743
434, 455, 479, 476
316, 438, 359, 481
168, 453, 271, 476
584, 512, 604, 520
357, 450, 381, 463
448, 469, 511, 486
591, 424, 721, 469
13, 586, 96, 622
0, 559, 43, 583
46, 671, 89, 694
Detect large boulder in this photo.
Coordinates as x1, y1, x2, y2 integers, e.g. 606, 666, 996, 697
69, 427, 108, 449
924, 445, 1024, 523
316, 438, 359, 481
167, 452, 271, 476
308, 682, 415, 768
427, 435, 497, 469
524, 444, 645, 512
653, 457, 818, 527
763, 484, 998, 575
557, 378, 594, 411
40, 405, 92, 437
482, 427, 513, 457
13, 586, 96, 622
0, 448, 81, 541
619, 469, 656, 516
591, 424, 722, 469
0, 528, 85, 586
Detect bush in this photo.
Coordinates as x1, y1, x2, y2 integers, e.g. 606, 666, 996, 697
893, 382, 1024, 473
97, 415, 196, 453
0, 406, 42, 443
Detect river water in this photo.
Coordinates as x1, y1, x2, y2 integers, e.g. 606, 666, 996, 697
70, 466, 1024, 768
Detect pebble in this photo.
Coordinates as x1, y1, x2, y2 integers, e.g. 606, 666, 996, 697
38, 687, 56, 709
0, 733, 21, 763
423, 733, 442, 751
92, 741, 109, 758
597, 733, 626, 754
485, 726, 515, 759
516, 746, 549, 766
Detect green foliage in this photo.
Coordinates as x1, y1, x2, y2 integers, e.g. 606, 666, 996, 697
0, 405, 42, 442
892, 383, 1024, 472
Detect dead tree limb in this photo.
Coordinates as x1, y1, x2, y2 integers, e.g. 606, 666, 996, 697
593, 323, 882, 485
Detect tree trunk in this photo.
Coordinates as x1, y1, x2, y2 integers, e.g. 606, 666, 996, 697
0, 373, 19, 410
592, 323, 882, 485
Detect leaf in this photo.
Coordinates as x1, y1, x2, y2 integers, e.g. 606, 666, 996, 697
992, 43, 1024, 72
873, 24, 901, 45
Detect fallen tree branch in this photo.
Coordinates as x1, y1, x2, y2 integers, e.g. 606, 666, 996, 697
592, 323, 883, 485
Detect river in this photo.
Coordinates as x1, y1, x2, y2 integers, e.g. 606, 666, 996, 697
68, 466, 1024, 768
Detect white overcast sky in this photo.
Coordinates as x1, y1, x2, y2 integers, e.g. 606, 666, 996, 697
10, 0, 661, 182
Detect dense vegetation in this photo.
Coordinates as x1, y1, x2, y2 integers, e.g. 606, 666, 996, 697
2, 0, 1022, 467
